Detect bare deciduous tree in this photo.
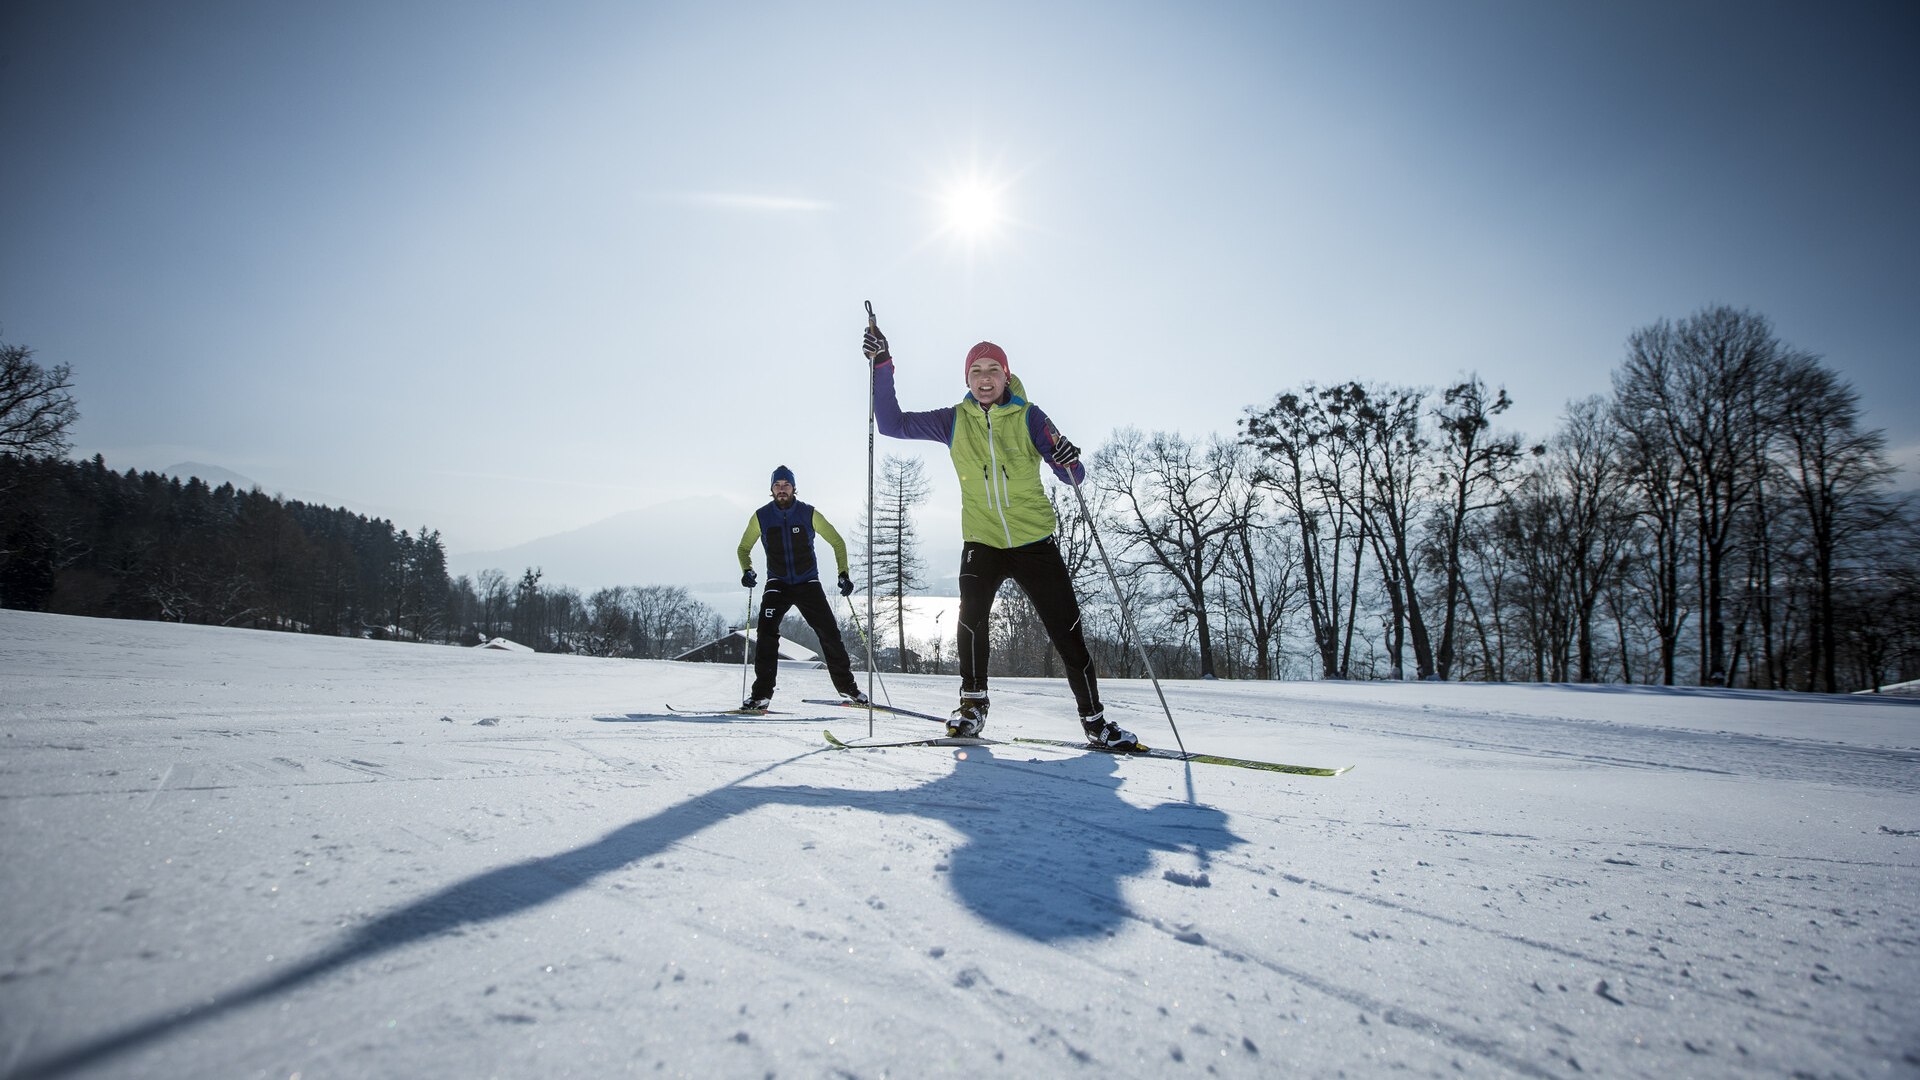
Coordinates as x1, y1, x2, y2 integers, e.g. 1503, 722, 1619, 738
1357, 384, 1434, 679
1546, 397, 1636, 681
1428, 375, 1527, 680
1094, 428, 1244, 678
1242, 385, 1373, 678
1772, 356, 1901, 691
475, 568, 509, 640
582, 587, 634, 657
0, 340, 79, 458
1220, 498, 1303, 680
1615, 306, 1780, 685
1612, 411, 1694, 685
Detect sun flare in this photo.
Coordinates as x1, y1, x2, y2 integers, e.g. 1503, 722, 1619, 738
941, 177, 1005, 242
914, 150, 1031, 267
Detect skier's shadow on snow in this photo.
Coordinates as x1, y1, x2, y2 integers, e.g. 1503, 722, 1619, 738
876, 744, 1241, 939
14, 738, 1239, 1079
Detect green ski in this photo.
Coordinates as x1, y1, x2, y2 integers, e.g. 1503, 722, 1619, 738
1011, 738, 1352, 776
823, 729, 997, 749
802, 699, 949, 725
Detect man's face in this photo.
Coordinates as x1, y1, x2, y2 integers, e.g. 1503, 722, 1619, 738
968, 358, 1007, 405
771, 480, 795, 506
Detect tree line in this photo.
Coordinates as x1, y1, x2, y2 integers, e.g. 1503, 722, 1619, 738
6, 309, 1916, 691
3, 335, 732, 654
0, 457, 726, 657
857, 306, 1917, 693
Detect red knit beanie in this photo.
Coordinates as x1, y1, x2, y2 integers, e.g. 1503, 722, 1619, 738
963, 341, 1009, 383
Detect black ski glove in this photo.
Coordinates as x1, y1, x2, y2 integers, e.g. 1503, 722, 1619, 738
1050, 434, 1081, 467
862, 325, 891, 367
837, 571, 854, 597
742, 569, 757, 588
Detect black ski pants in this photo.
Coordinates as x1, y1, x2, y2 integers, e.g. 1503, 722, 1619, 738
750, 578, 859, 700
955, 537, 1102, 718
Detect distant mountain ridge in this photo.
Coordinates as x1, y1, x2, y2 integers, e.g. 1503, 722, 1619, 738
447, 495, 755, 593
160, 462, 375, 519
154, 465, 756, 595
153, 464, 964, 600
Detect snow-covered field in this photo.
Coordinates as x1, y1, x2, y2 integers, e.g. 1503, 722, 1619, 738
2, 609, 1915, 1079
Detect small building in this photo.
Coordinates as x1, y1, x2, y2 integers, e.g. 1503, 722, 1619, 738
673, 629, 819, 667
1854, 677, 1920, 698
474, 636, 535, 653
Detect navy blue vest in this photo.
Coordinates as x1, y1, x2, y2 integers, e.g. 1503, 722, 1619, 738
756, 499, 820, 584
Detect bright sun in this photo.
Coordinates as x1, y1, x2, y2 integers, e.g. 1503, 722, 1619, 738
939, 175, 1007, 245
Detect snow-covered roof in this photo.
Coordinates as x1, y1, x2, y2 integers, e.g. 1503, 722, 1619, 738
671, 629, 816, 663
473, 636, 534, 652
1854, 677, 1920, 697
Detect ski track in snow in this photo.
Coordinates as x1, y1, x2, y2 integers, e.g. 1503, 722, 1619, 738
1, 609, 1917, 1079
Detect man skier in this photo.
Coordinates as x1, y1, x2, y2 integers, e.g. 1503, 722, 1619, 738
736, 465, 868, 712
862, 321, 1138, 749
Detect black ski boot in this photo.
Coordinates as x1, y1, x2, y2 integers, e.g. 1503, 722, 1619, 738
1080, 711, 1139, 750
948, 691, 989, 738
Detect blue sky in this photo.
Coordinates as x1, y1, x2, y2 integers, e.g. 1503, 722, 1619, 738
3, 0, 1914, 563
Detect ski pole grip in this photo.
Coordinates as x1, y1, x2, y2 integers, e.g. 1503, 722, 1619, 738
865, 299, 876, 329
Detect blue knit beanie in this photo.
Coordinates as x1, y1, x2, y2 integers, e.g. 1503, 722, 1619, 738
771, 465, 796, 488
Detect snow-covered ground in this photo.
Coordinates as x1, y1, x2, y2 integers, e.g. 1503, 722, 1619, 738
2, 609, 1915, 1079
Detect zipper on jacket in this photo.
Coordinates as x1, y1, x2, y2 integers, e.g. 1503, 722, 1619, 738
781, 513, 796, 580
984, 407, 1015, 546
775, 506, 794, 581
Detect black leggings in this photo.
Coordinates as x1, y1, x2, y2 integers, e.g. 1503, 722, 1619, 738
955, 537, 1101, 717
751, 579, 858, 699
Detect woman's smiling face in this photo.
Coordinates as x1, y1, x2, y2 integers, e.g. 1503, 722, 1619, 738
968, 358, 1007, 404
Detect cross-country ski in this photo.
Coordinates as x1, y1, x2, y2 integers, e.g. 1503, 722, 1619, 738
801, 698, 949, 725
664, 703, 797, 717
1012, 737, 1352, 776
818, 725, 1350, 776
821, 728, 996, 750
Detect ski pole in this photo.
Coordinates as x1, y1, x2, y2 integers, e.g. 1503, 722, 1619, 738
740, 584, 756, 703
864, 299, 879, 737
1070, 480, 1188, 756
841, 593, 892, 706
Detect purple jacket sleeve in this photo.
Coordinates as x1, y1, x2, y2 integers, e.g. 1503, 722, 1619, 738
1026, 403, 1086, 486
873, 363, 956, 444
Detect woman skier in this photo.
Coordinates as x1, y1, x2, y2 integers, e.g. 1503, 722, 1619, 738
862, 321, 1137, 749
